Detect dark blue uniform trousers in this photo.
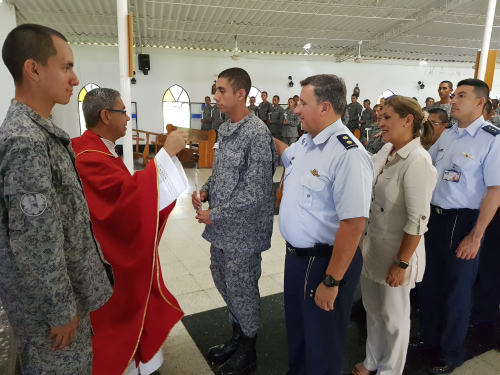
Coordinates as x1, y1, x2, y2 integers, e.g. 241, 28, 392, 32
284, 247, 362, 375
418, 207, 480, 365
471, 208, 500, 324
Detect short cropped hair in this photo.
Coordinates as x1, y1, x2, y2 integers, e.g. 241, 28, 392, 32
426, 97, 434, 101
456, 78, 489, 100
205, 96, 210, 100
82, 88, 121, 129
250, 96, 255, 99
273, 95, 280, 101
363, 99, 371, 105
293, 95, 299, 98
428, 108, 449, 124
351, 94, 359, 98
262, 91, 268, 95
441, 80, 453, 89
300, 74, 347, 115
218, 68, 251, 98
2, 24, 68, 85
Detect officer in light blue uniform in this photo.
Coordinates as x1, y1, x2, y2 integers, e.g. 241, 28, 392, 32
415, 79, 500, 375
274, 74, 374, 375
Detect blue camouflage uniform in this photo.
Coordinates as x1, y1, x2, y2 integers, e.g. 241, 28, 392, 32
201, 112, 278, 337
279, 118, 374, 375
0, 101, 113, 375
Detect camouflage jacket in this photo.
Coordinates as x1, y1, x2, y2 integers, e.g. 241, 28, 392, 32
346, 102, 363, 125
268, 105, 284, 134
257, 101, 273, 123
360, 108, 374, 125
201, 105, 213, 130
0, 101, 113, 343
211, 105, 229, 131
365, 123, 386, 155
282, 108, 300, 137
201, 113, 278, 252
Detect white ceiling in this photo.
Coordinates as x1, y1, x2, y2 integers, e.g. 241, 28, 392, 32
8, 0, 500, 63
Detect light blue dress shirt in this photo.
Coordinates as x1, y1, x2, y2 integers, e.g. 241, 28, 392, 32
279, 119, 374, 248
428, 116, 500, 210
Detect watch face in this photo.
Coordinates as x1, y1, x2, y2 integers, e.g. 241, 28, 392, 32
323, 275, 335, 287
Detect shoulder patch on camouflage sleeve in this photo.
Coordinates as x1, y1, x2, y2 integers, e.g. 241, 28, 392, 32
482, 124, 499, 136
20, 193, 47, 216
337, 134, 359, 150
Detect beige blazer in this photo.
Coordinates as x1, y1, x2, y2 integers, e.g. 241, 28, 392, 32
361, 138, 437, 287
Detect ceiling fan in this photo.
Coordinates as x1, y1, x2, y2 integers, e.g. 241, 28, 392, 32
354, 41, 386, 63
231, 35, 242, 61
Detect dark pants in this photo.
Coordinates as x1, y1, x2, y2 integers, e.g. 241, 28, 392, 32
284, 247, 362, 375
418, 206, 480, 365
471, 208, 500, 324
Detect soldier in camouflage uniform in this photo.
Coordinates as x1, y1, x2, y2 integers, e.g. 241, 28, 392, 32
192, 68, 278, 375
427, 81, 454, 117
346, 94, 363, 133
0, 24, 113, 375
282, 98, 300, 145
359, 99, 374, 145
365, 104, 386, 154
247, 96, 258, 116
257, 91, 273, 123
201, 96, 213, 130
212, 103, 230, 132
268, 95, 284, 141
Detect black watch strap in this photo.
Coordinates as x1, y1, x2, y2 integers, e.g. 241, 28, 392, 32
323, 275, 341, 288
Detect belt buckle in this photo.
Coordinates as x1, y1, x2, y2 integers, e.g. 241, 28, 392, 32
435, 207, 443, 215
287, 246, 296, 255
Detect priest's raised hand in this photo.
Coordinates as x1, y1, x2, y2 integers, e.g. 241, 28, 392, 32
163, 129, 188, 157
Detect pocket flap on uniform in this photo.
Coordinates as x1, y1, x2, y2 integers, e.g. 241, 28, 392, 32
300, 174, 326, 192
218, 150, 243, 167
3, 168, 52, 195
451, 155, 479, 170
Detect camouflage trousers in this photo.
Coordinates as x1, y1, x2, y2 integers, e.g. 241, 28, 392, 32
16, 316, 93, 375
210, 246, 262, 337
281, 137, 297, 146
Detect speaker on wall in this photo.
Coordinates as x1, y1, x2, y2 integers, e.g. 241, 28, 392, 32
138, 54, 150, 75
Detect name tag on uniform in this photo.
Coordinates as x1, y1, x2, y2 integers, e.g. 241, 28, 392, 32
213, 142, 219, 149
443, 169, 461, 182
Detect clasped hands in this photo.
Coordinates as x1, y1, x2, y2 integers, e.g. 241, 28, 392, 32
191, 191, 213, 225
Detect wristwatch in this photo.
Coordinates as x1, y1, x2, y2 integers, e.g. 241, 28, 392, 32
322, 275, 341, 288
394, 257, 409, 270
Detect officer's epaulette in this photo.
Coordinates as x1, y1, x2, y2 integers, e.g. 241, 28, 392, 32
482, 124, 500, 136
337, 134, 358, 150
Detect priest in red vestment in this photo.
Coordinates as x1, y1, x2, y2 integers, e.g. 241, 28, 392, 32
72, 88, 188, 375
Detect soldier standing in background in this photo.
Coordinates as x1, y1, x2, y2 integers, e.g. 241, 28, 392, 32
0, 24, 113, 374
346, 94, 363, 133
257, 91, 273, 123
201, 96, 213, 130
247, 96, 258, 116
359, 99, 374, 143
282, 97, 300, 145
268, 95, 284, 141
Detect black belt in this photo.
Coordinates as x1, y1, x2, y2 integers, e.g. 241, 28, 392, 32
286, 242, 333, 257
431, 204, 479, 216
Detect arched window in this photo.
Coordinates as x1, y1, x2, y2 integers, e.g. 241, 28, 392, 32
246, 86, 263, 106
163, 84, 190, 129
377, 89, 395, 104
78, 83, 100, 135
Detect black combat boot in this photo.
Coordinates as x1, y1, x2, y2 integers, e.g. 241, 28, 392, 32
207, 323, 242, 363
218, 333, 257, 375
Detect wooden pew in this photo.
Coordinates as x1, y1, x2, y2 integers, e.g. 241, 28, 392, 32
166, 124, 216, 168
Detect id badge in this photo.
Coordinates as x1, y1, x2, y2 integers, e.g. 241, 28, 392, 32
443, 169, 461, 182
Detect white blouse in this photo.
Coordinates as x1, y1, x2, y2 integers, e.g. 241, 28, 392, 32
361, 138, 437, 287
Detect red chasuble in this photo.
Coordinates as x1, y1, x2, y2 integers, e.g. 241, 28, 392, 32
72, 130, 184, 375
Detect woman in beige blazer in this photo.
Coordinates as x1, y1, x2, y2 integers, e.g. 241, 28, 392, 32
353, 96, 438, 375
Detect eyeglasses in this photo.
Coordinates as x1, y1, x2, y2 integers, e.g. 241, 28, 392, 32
105, 109, 127, 115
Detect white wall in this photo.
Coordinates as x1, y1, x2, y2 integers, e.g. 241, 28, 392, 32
0, 4, 17, 121
30, 44, 500, 139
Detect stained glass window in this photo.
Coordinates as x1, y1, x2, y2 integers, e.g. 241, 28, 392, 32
78, 83, 100, 134
163, 84, 191, 129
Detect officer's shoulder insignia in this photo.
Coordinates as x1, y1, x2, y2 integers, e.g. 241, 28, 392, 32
337, 134, 358, 150
20, 193, 47, 216
482, 124, 500, 136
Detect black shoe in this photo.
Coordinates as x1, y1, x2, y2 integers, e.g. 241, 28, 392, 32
218, 333, 257, 375
426, 362, 461, 374
408, 337, 435, 351
207, 323, 242, 363
150, 371, 161, 375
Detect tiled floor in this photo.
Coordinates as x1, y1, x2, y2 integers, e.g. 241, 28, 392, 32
156, 166, 500, 375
